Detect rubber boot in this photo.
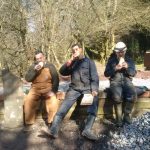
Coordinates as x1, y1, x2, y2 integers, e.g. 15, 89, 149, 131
123, 101, 134, 124
114, 103, 123, 127
82, 115, 98, 141
48, 115, 62, 138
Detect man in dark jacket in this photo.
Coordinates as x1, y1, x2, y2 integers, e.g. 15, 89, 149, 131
48, 43, 99, 140
24, 50, 59, 130
104, 42, 137, 127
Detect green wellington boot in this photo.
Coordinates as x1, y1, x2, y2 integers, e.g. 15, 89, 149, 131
123, 101, 134, 124
114, 103, 123, 127
82, 115, 98, 141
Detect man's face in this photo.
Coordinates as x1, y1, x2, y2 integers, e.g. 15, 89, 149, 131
116, 50, 126, 58
35, 53, 45, 62
72, 45, 83, 58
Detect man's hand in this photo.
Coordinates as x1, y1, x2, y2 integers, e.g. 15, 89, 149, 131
71, 54, 79, 61
34, 62, 44, 71
66, 55, 79, 66
122, 62, 128, 69
115, 64, 123, 71
92, 91, 98, 96
115, 61, 128, 71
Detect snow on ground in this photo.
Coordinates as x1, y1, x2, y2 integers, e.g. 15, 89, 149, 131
132, 78, 150, 89
99, 78, 150, 91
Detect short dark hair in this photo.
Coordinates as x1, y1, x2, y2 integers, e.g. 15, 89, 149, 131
71, 43, 82, 49
34, 49, 44, 61
34, 49, 44, 56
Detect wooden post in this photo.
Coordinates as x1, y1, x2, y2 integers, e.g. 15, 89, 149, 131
2, 68, 24, 128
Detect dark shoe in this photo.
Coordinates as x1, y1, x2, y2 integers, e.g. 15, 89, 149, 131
47, 123, 52, 128
49, 128, 59, 138
82, 129, 98, 141
48, 115, 62, 138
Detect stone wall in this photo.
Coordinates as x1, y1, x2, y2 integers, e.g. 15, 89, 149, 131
1, 68, 24, 128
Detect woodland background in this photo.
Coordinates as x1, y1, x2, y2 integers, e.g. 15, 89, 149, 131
0, 0, 150, 77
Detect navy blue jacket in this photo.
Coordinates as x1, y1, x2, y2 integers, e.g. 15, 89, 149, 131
104, 54, 136, 81
59, 57, 99, 92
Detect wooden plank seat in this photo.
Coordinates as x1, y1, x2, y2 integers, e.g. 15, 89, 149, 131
56, 89, 150, 120
0, 84, 150, 124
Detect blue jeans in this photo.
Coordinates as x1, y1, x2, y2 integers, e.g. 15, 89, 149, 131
110, 80, 137, 103
56, 88, 99, 118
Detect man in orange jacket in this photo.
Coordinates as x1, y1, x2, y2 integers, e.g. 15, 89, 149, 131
24, 50, 59, 131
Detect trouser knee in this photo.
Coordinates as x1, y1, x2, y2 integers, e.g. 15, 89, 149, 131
125, 95, 137, 102
113, 96, 122, 103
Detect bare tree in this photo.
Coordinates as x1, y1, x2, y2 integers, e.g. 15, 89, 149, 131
0, 0, 29, 76
0, 0, 150, 77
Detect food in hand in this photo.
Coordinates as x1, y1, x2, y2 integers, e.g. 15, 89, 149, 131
119, 57, 125, 66
39, 62, 44, 67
